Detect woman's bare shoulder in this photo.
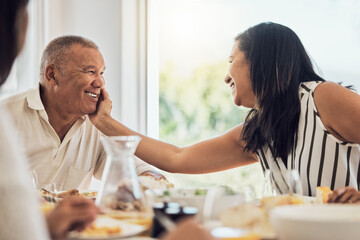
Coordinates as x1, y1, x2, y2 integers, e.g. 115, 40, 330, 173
314, 81, 358, 112
314, 81, 360, 143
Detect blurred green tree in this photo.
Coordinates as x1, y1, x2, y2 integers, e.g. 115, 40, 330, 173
159, 61, 264, 196
159, 61, 248, 144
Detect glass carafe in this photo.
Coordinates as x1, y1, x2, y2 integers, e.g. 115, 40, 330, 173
96, 135, 153, 230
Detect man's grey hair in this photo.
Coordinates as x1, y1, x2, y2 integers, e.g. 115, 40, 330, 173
39, 35, 98, 82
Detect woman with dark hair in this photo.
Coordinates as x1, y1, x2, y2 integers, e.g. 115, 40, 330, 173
0, 0, 29, 84
0, 1, 98, 240
91, 22, 360, 203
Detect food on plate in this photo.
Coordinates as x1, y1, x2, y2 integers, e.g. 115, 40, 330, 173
316, 186, 333, 203
80, 223, 122, 236
40, 188, 79, 198
139, 175, 174, 190
79, 191, 98, 200
70, 216, 147, 239
56, 189, 80, 198
40, 188, 97, 202
40, 201, 55, 215
261, 194, 303, 210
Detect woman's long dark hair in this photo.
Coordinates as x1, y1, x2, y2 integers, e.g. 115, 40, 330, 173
238, 22, 325, 166
0, 0, 29, 86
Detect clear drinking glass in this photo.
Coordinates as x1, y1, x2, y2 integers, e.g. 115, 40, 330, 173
202, 186, 251, 239
262, 169, 276, 198
96, 135, 153, 231
202, 185, 244, 228
288, 169, 303, 196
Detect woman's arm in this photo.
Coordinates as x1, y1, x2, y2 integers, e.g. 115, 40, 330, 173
90, 89, 257, 174
314, 81, 360, 144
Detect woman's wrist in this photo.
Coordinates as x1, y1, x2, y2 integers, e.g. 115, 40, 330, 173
94, 115, 115, 135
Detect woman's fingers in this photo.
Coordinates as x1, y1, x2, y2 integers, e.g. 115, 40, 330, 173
347, 193, 360, 204
89, 87, 113, 125
337, 190, 354, 203
101, 88, 110, 100
328, 187, 360, 204
327, 187, 345, 203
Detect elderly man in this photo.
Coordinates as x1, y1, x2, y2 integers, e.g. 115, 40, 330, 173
1, 35, 164, 190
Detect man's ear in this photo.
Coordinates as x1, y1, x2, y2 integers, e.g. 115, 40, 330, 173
44, 64, 58, 86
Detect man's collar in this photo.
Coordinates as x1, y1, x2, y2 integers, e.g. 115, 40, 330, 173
26, 84, 44, 110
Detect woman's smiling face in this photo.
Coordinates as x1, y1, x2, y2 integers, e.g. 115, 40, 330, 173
224, 40, 256, 108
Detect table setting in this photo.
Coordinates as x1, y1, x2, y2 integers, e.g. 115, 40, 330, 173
36, 136, 360, 240
37, 177, 360, 240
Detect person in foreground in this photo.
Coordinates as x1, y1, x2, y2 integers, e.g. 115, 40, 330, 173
0, 0, 98, 240
91, 22, 360, 203
1, 35, 164, 191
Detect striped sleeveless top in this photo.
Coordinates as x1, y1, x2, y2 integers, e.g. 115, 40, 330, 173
256, 81, 360, 196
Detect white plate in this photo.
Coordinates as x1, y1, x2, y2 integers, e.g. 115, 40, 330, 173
68, 216, 146, 240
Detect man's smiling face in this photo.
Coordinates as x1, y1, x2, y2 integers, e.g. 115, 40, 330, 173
53, 44, 105, 116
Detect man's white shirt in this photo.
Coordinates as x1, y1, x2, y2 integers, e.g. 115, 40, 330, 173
0, 86, 155, 190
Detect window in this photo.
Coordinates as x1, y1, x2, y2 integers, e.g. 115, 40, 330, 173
149, 0, 360, 196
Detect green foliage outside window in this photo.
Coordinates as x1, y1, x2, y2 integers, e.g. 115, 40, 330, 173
158, 61, 264, 197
